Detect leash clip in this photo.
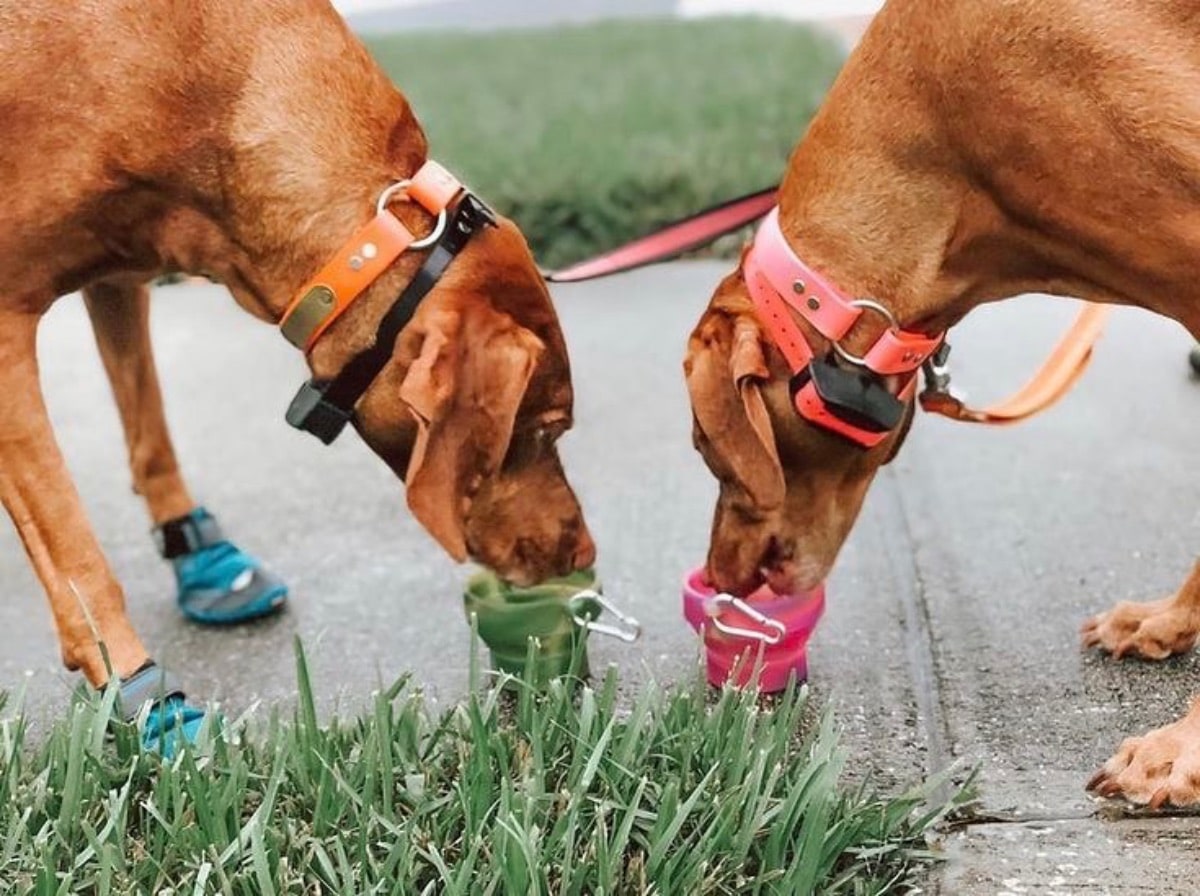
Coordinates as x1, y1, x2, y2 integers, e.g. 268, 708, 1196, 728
922, 341, 953, 392
705, 594, 787, 645
570, 589, 642, 643
918, 341, 971, 414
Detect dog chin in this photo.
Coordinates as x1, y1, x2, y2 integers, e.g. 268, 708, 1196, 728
760, 549, 829, 596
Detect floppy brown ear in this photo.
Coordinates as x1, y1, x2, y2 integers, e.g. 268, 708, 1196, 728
685, 311, 785, 511
400, 305, 544, 559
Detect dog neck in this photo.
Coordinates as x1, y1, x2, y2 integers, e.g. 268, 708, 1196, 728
133, 1, 432, 344
771, 54, 1018, 351
214, 27, 428, 324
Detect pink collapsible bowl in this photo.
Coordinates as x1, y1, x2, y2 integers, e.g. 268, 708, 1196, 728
682, 567, 826, 692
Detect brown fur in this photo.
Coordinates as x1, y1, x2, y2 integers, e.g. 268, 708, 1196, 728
685, 0, 1200, 805
0, 0, 594, 688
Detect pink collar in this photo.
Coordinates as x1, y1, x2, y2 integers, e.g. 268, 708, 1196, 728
743, 208, 944, 447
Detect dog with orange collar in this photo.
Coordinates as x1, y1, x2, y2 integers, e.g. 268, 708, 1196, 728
0, 0, 595, 751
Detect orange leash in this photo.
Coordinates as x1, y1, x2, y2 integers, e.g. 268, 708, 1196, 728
919, 303, 1111, 424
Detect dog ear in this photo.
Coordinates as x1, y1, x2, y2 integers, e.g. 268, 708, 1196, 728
685, 312, 786, 511
399, 306, 544, 559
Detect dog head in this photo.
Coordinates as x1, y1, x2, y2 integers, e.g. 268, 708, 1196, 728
684, 269, 914, 595
340, 216, 596, 587
170, 1, 597, 586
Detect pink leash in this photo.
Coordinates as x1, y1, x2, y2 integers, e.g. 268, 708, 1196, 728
542, 186, 777, 283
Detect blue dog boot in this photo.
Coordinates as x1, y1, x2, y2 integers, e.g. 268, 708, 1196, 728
155, 507, 288, 625
118, 661, 207, 758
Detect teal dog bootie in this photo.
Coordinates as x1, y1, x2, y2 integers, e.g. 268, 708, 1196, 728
155, 507, 288, 625
118, 661, 207, 758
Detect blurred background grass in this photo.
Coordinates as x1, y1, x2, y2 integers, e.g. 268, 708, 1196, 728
366, 19, 845, 267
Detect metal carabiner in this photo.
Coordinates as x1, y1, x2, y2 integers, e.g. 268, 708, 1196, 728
705, 593, 786, 645
569, 589, 642, 643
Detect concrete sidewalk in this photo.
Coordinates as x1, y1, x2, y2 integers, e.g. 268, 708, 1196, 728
3, 264, 1198, 892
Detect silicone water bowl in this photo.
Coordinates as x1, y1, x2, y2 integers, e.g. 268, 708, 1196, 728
682, 567, 825, 692
464, 568, 640, 685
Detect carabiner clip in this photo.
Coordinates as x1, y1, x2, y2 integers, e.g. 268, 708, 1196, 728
569, 590, 642, 643
705, 594, 786, 645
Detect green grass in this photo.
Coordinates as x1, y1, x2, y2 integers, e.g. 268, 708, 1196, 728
366, 20, 845, 267
0, 641, 968, 894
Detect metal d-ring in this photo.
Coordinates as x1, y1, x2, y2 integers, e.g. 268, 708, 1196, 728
705, 593, 786, 645
831, 298, 900, 368
376, 180, 448, 249
569, 590, 642, 643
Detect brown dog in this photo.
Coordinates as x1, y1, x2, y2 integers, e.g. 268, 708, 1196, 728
0, 0, 594, 696
685, 0, 1200, 806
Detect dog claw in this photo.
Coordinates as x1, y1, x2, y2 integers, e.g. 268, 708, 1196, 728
1149, 787, 1172, 810
1099, 780, 1125, 799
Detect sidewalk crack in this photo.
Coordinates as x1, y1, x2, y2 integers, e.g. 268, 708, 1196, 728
877, 466, 954, 798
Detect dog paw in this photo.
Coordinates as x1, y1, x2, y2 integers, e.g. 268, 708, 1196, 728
173, 540, 288, 625
1080, 597, 1199, 660
1088, 707, 1200, 808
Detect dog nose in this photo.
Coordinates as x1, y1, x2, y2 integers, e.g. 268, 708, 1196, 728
571, 527, 597, 571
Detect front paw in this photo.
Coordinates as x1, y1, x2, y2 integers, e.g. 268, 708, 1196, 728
173, 540, 288, 625
1080, 597, 1198, 660
1088, 710, 1200, 808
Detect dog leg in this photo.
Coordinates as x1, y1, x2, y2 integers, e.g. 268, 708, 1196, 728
82, 280, 195, 523
1088, 695, 1200, 807
0, 308, 150, 685
1080, 560, 1200, 660
83, 280, 287, 624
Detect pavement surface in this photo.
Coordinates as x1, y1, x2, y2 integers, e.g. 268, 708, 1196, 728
4, 265, 1198, 892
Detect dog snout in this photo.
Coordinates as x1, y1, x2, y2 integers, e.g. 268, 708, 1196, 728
569, 524, 597, 573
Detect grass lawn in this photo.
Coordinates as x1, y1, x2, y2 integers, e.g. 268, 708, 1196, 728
366, 19, 845, 267
0, 643, 966, 894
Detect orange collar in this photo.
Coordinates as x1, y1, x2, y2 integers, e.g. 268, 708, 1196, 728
279, 160, 464, 352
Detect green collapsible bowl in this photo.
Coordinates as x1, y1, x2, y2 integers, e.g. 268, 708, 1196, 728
463, 568, 602, 684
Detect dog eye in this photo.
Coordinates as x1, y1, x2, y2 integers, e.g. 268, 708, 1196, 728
534, 415, 570, 443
